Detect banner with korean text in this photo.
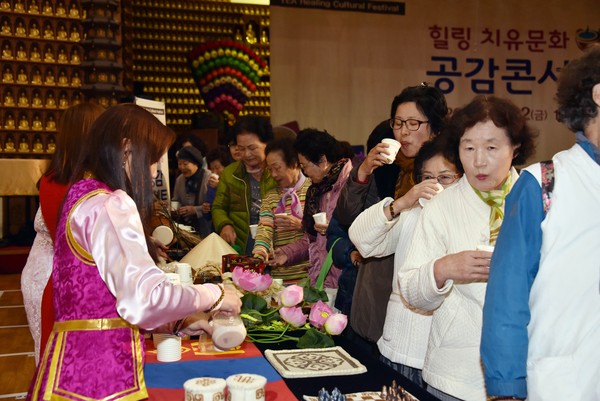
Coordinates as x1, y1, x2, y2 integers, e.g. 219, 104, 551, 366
270, 0, 599, 162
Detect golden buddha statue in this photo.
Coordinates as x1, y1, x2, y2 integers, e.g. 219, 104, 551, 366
70, 48, 80, 64
70, 26, 79, 41
29, 1, 40, 14
31, 68, 42, 84
32, 116, 43, 131
245, 24, 257, 44
18, 115, 30, 130
1, 43, 13, 59
14, 0, 25, 12
57, 48, 68, 63
58, 93, 68, 109
2, 20, 12, 36
17, 91, 28, 107
57, 24, 68, 40
56, 2, 66, 16
98, 96, 109, 108
32, 92, 42, 107
46, 115, 56, 130
29, 22, 40, 37
0, 1, 9, 11
3, 90, 15, 106
44, 69, 55, 86
4, 114, 16, 129
17, 68, 27, 84
2, 66, 13, 83
71, 93, 81, 105
43, 23, 54, 39
30, 45, 41, 61
47, 137, 56, 153
42, 0, 53, 15
98, 72, 108, 82
44, 47, 55, 62
71, 71, 81, 87
69, 3, 79, 18
58, 70, 68, 86
15, 21, 26, 36
18, 136, 30, 152
234, 28, 243, 42
45, 92, 56, 108
16, 45, 27, 60
4, 136, 16, 152
32, 136, 44, 152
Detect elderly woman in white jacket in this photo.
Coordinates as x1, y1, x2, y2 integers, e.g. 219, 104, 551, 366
349, 135, 462, 384
398, 96, 536, 401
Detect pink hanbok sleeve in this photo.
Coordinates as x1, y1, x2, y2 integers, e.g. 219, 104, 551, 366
69, 189, 223, 330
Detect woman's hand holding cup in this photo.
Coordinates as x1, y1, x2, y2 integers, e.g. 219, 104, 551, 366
357, 142, 396, 181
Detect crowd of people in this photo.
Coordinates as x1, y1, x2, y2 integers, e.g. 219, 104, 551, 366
19, 46, 599, 401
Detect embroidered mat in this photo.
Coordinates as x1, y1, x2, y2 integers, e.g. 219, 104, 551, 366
264, 346, 367, 379
303, 390, 419, 401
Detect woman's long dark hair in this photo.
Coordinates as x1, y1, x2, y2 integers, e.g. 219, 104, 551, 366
45, 103, 105, 184
73, 104, 176, 260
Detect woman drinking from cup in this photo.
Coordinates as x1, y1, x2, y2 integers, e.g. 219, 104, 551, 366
348, 133, 462, 384
336, 83, 448, 345
399, 95, 536, 401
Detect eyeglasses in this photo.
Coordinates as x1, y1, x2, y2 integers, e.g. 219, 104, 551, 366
418, 174, 460, 185
389, 118, 429, 131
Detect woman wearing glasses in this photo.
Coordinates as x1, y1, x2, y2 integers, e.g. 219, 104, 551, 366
349, 134, 461, 384
336, 84, 448, 346
398, 96, 536, 401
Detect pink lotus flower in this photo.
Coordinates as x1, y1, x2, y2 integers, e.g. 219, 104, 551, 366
279, 285, 304, 307
279, 306, 307, 327
324, 313, 347, 335
308, 300, 334, 329
232, 266, 272, 292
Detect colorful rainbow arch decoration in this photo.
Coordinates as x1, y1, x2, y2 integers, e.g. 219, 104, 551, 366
188, 39, 268, 122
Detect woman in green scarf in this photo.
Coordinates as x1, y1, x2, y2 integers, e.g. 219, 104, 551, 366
398, 96, 537, 401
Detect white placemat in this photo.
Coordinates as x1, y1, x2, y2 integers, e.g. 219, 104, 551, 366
264, 346, 367, 379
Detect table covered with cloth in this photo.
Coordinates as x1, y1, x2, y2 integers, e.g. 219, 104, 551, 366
144, 338, 298, 400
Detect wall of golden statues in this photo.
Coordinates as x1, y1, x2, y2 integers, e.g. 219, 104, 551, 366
0, 0, 271, 158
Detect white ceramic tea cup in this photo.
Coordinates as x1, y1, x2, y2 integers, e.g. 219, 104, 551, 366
154, 333, 181, 362
381, 138, 401, 164
312, 212, 327, 225
477, 244, 495, 253
170, 200, 181, 211
249, 224, 258, 239
152, 225, 174, 246
226, 373, 267, 401
184, 377, 226, 401
418, 183, 444, 207
176, 262, 193, 286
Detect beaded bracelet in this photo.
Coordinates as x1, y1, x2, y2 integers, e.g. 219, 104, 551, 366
389, 202, 398, 219
207, 284, 225, 312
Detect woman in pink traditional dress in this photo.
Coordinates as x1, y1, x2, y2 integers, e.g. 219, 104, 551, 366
27, 104, 242, 401
21, 103, 105, 365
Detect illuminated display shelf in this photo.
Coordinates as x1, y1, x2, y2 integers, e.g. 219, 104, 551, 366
129, 0, 270, 130
0, 0, 84, 157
